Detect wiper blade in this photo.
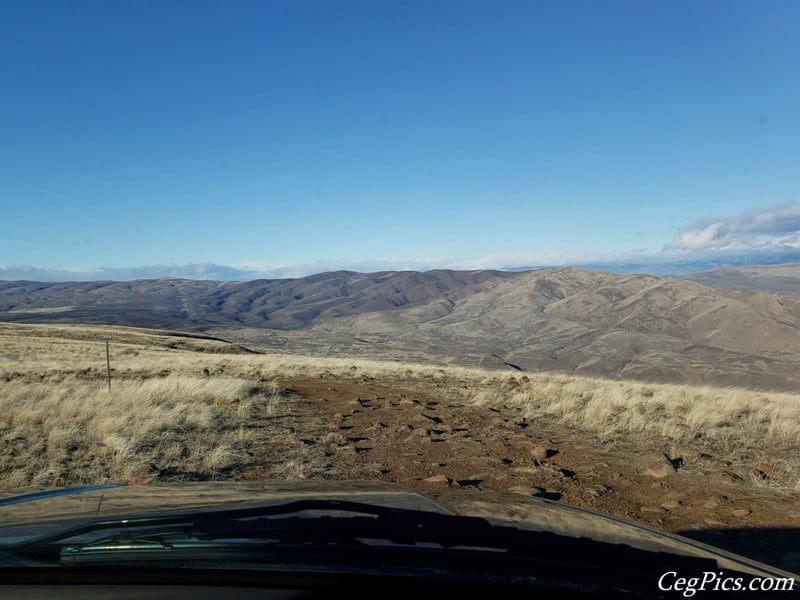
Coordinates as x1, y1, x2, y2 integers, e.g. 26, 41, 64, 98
2, 496, 793, 598
8, 499, 425, 555
6, 499, 717, 575
13, 498, 778, 597
2, 497, 599, 554
8, 499, 465, 551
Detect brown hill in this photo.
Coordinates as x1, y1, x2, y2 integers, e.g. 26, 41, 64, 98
246, 268, 799, 390
684, 263, 800, 295
0, 270, 513, 329
1, 268, 798, 390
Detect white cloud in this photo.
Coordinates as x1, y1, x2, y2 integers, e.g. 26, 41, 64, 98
665, 202, 800, 251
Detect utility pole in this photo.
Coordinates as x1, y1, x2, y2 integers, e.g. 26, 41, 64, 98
106, 339, 111, 392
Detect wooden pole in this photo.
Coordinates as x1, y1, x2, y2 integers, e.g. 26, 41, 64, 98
106, 339, 111, 392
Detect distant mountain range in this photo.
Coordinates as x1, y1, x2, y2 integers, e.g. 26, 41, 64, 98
3, 248, 800, 282
510, 249, 800, 276
2, 264, 799, 391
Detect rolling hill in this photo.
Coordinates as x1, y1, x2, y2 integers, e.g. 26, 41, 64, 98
2, 267, 799, 390
684, 262, 800, 295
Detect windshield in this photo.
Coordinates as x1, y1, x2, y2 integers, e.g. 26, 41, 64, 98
1, 0, 799, 592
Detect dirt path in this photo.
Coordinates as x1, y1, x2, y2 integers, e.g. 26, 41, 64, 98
239, 376, 800, 573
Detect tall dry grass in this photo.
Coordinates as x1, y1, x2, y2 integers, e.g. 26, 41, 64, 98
470, 373, 800, 490
0, 375, 289, 489
2, 323, 799, 490
469, 373, 800, 450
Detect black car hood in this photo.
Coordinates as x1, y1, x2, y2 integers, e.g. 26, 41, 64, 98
0, 480, 794, 580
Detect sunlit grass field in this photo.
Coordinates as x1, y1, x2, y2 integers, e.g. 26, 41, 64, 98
2, 322, 798, 491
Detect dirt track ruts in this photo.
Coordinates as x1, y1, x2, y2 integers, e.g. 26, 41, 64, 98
236, 376, 800, 573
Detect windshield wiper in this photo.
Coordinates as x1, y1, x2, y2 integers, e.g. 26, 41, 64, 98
4, 498, 721, 589
7, 499, 447, 554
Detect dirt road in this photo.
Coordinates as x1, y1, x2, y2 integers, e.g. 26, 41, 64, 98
235, 376, 800, 573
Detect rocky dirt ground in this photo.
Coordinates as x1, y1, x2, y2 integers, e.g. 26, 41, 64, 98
235, 376, 800, 574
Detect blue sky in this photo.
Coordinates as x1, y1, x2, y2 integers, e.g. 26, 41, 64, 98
2, 0, 799, 280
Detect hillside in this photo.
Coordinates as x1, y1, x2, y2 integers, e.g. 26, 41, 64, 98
267, 268, 800, 389
0, 270, 514, 329
684, 263, 800, 295
2, 268, 799, 390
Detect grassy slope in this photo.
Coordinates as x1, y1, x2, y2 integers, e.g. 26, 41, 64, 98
1, 322, 798, 491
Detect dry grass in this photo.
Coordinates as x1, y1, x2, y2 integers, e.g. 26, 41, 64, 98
0, 375, 280, 488
469, 374, 800, 450
2, 322, 799, 491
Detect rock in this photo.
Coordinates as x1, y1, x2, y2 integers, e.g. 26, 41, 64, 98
754, 462, 774, 478
663, 452, 684, 470
586, 484, 611, 498
531, 446, 557, 461
730, 508, 752, 518
558, 468, 577, 480
423, 474, 451, 486
533, 488, 562, 501
659, 500, 680, 511
717, 470, 746, 484
455, 478, 483, 488
669, 445, 700, 463
642, 458, 676, 479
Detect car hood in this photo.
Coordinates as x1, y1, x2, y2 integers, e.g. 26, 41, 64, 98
0, 480, 795, 579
